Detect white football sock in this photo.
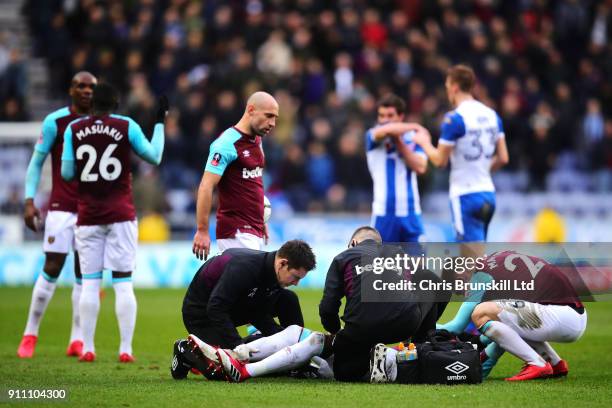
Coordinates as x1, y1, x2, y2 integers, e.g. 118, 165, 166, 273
113, 281, 137, 355
24, 274, 57, 336
80, 278, 102, 353
246, 325, 305, 361
69, 282, 82, 342
526, 341, 561, 365
483, 321, 546, 367
246, 332, 325, 377
386, 348, 399, 382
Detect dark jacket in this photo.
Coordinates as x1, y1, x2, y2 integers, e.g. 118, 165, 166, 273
183, 248, 283, 348
319, 240, 420, 335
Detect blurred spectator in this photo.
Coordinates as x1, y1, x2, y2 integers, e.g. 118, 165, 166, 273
0, 49, 27, 104
580, 98, 606, 169
7, 0, 612, 213
527, 102, 556, 191
306, 141, 334, 201
257, 30, 292, 78
0, 97, 29, 121
277, 143, 310, 212
133, 166, 169, 216
0, 185, 23, 214
333, 52, 354, 102
333, 132, 371, 211
592, 119, 612, 192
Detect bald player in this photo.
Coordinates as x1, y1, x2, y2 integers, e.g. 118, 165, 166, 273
192, 91, 278, 259
191, 92, 304, 332
18, 72, 97, 359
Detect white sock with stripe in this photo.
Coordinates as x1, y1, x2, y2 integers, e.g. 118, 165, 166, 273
113, 280, 137, 355
69, 282, 82, 342
24, 274, 57, 336
80, 277, 102, 354
244, 325, 305, 361
526, 341, 561, 366
482, 321, 546, 367
245, 332, 325, 377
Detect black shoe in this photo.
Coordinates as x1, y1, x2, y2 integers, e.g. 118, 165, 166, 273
171, 339, 192, 380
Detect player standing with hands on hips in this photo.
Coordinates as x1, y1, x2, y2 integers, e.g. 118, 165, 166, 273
18, 71, 97, 359
61, 83, 168, 362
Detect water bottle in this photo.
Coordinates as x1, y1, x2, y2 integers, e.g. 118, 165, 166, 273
396, 342, 418, 362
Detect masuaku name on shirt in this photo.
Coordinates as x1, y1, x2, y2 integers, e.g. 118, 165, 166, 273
75, 124, 125, 141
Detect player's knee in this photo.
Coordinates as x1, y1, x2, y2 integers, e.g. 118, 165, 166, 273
43, 254, 67, 278
472, 302, 499, 328
304, 332, 325, 347
285, 325, 304, 341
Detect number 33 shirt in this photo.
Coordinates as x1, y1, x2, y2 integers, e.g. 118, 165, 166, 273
61, 114, 164, 225
439, 100, 505, 198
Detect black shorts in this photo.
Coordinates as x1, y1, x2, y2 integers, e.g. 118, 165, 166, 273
330, 300, 449, 382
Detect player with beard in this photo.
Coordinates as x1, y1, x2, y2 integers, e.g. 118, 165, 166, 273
18, 72, 97, 359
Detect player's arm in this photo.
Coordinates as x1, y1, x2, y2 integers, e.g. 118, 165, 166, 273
370, 122, 423, 142
25, 114, 57, 230
193, 171, 222, 260
436, 272, 492, 333
127, 96, 168, 165
414, 112, 464, 168
250, 311, 283, 336
206, 266, 257, 348
193, 138, 238, 260
61, 124, 76, 181
418, 140, 453, 168
319, 258, 343, 334
490, 117, 509, 172
394, 133, 427, 174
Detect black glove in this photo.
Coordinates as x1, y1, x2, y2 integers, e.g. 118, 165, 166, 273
155, 95, 169, 123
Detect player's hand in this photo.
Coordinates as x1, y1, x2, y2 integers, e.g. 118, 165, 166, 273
263, 223, 269, 246
192, 229, 211, 260
155, 95, 169, 123
411, 128, 431, 146
23, 199, 41, 232
233, 343, 260, 361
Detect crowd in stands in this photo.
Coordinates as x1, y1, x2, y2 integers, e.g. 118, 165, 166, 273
2, 0, 612, 216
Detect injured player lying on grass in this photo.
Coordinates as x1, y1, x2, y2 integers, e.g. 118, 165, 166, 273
172, 325, 334, 382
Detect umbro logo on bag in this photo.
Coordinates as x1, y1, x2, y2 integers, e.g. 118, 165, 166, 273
445, 361, 469, 380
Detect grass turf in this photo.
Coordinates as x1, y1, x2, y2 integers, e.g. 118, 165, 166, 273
1, 287, 611, 407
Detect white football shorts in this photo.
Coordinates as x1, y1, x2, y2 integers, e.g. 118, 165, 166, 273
43, 211, 77, 253
495, 300, 587, 343
75, 220, 138, 276
217, 229, 264, 252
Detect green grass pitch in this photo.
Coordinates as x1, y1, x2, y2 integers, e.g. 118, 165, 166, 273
1, 287, 611, 407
